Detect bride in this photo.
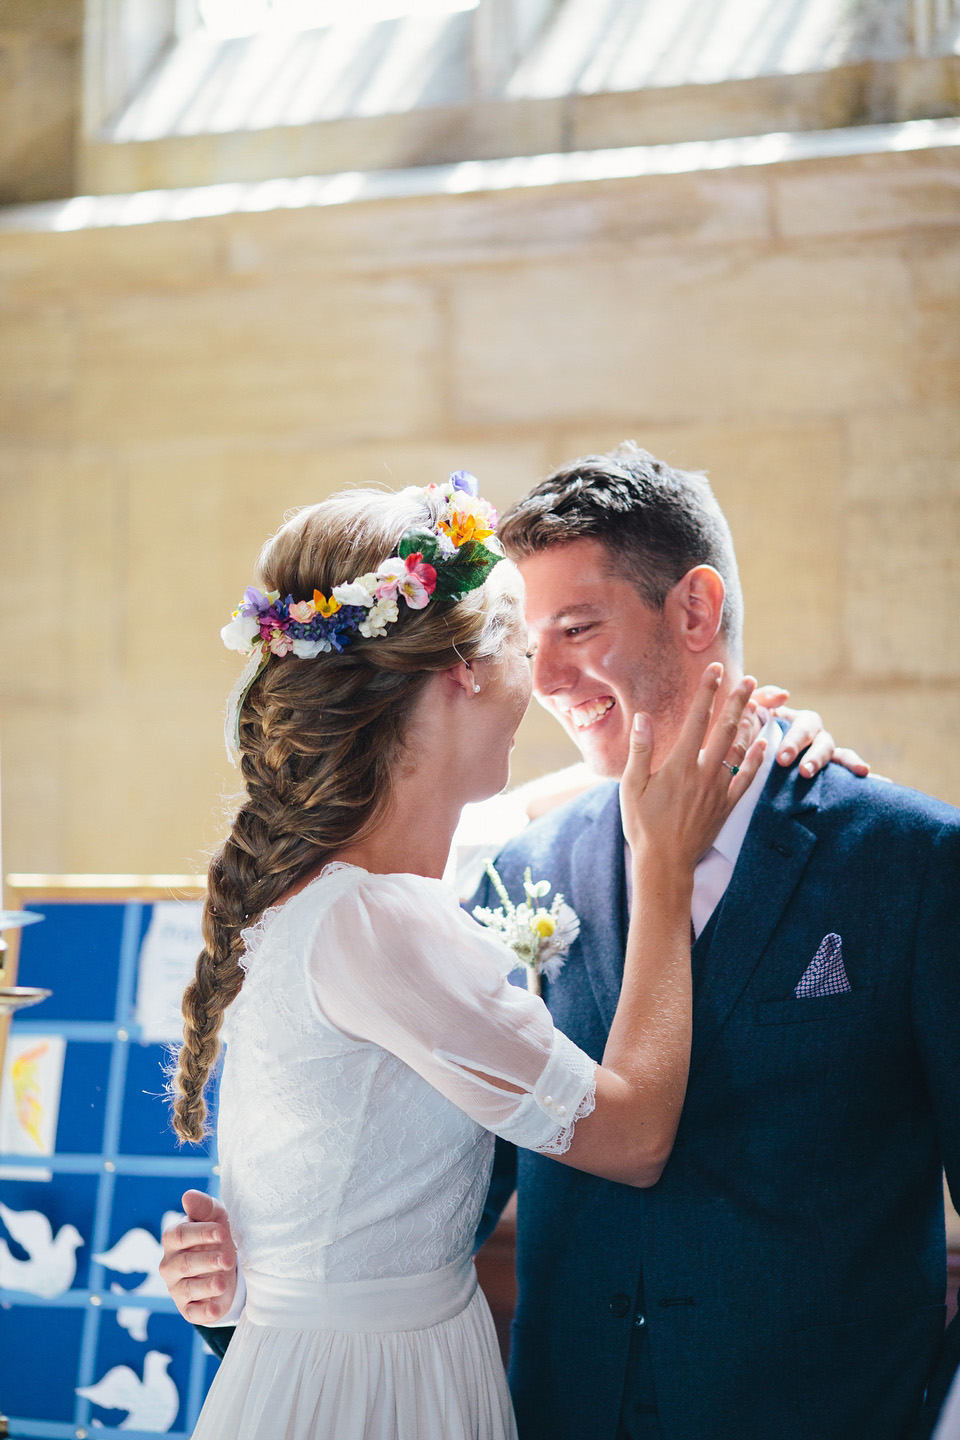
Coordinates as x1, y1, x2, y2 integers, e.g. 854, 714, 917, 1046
171, 473, 765, 1440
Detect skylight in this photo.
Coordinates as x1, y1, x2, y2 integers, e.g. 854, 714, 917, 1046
198, 0, 479, 40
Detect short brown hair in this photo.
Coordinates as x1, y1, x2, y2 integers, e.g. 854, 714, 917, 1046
499, 441, 743, 656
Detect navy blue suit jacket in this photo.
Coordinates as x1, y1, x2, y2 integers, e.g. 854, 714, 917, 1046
473, 759, 960, 1440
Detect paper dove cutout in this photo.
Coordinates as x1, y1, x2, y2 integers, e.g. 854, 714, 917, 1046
94, 1211, 184, 1342
0, 1200, 83, 1298
77, 1350, 179, 1432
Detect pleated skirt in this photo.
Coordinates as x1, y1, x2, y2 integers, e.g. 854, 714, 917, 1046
191, 1258, 518, 1440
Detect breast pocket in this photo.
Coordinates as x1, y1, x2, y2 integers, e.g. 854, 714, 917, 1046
756, 987, 875, 1025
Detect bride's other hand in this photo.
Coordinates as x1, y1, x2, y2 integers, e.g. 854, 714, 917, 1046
752, 684, 870, 779
160, 1190, 238, 1324
621, 664, 766, 870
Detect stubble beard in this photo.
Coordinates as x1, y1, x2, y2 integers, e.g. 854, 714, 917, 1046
577, 627, 691, 781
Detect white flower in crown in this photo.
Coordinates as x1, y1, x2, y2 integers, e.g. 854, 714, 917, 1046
473, 864, 580, 997
220, 611, 261, 653
332, 573, 379, 609
292, 636, 333, 657
358, 597, 399, 638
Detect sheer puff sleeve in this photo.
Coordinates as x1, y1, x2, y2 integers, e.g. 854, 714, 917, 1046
306, 869, 596, 1155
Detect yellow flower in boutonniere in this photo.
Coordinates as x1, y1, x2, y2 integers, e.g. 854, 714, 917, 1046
473, 865, 580, 996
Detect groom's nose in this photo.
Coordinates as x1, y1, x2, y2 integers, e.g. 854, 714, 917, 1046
530, 636, 575, 702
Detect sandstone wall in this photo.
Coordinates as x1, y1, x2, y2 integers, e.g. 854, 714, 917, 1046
0, 136, 958, 874
0, 0, 82, 204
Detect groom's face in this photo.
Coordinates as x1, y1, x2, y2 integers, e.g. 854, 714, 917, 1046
520, 538, 694, 778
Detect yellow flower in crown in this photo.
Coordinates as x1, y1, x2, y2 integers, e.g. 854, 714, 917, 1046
312, 590, 342, 618
440, 511, 496, 548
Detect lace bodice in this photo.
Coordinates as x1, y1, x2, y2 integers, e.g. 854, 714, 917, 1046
217, 865, 596, 1285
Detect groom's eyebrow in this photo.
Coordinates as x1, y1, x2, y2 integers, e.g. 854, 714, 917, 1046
548, 603, 603, 625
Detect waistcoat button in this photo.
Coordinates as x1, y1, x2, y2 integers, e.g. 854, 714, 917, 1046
608, 1293, 631, 1318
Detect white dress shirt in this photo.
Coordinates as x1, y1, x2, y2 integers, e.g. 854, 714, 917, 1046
626, 716, 780, 935
933, 1367, 960, 1440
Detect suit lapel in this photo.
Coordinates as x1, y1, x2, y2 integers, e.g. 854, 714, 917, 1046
689, 767, 820, 1078
568, 783, 627, 1033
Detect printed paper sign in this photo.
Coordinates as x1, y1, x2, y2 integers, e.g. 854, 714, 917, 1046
0, 1033, 66, 1178
134, 902, 204, 1043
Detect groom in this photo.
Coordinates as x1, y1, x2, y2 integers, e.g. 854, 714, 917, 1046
164, 443, 960, 1439
471, 442, 960, 1440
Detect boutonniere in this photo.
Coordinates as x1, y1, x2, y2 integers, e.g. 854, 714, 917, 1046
473, 863, 580, 996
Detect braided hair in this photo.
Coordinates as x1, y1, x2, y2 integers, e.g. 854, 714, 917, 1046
172, 487, 520, 1143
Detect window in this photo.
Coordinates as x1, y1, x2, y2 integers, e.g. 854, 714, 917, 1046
197, 0, 480, 40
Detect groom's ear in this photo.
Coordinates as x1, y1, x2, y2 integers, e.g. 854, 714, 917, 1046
669, 565, 726, 653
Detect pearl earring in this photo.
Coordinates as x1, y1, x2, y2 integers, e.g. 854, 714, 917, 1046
473, 683, 480, 694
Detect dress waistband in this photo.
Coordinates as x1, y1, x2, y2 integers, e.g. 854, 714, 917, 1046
243, 1256, 478, 1333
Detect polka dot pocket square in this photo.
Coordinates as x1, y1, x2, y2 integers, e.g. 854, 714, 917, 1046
794, 933, 851, 998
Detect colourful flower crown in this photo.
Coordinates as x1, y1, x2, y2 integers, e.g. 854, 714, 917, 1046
221, 472, 501, 659
221, 472, 502, 761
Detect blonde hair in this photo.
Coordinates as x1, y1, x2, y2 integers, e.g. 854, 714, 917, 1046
172, 487, 520, 1143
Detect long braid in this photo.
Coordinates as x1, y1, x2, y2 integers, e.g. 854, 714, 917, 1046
171, 486, 520, 1143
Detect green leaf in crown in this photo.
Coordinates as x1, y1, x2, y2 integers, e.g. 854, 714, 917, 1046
398, 530, 441, 564
434, 541, 502, 601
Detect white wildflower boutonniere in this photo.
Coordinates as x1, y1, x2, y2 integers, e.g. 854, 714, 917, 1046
473, 863, 580, 996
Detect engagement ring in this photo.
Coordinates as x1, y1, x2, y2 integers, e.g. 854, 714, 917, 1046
723, 762, 740, 775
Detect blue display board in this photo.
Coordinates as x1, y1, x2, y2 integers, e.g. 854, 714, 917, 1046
0, 887, 220, 1438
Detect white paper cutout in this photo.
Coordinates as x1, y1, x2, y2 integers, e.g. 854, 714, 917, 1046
94, 1211, 184, 1342
134, 901, 204, 1043
0, 1200, 83, 1297
0, 1033, 66, 1179
77, 1351, 179, 1432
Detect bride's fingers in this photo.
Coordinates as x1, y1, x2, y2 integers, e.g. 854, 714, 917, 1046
723, 735, 767, 804
719, 709, 755, 778
699, 675, 756, 775
619, 713, 654, 847
753, 684, 789, 710
669, 662, 724, 768
622, 712, 654, 789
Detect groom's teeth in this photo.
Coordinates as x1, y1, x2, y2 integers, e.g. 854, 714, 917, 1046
570, 698, 615, 729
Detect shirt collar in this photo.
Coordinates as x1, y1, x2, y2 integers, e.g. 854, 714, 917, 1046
711, 715, 781, 867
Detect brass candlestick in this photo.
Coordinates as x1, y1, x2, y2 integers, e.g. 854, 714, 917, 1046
0, 985, 51, 1016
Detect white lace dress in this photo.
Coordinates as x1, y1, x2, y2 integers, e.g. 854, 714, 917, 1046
191, 864, 597, 1440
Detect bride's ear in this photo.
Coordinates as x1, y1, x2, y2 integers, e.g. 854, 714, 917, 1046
445, 660, 480, 700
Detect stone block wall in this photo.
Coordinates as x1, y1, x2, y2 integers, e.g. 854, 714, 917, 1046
0, 0, 82, 204
0, 136, 958, 874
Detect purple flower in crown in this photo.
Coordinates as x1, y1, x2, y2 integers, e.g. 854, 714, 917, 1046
450, 470, 479, 497
258, 608, 289, 640
239, 587, 275, 618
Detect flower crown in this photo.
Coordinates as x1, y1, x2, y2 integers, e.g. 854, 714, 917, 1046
221, 471, 502, 761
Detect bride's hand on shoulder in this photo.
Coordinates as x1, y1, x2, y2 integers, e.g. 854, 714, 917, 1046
752, 684, 870, 779
620, 664, 766, 873
160, 1190, 238, 1324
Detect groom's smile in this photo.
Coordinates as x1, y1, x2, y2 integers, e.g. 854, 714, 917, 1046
568, 696, 616, 729
518, 538, 691, 780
